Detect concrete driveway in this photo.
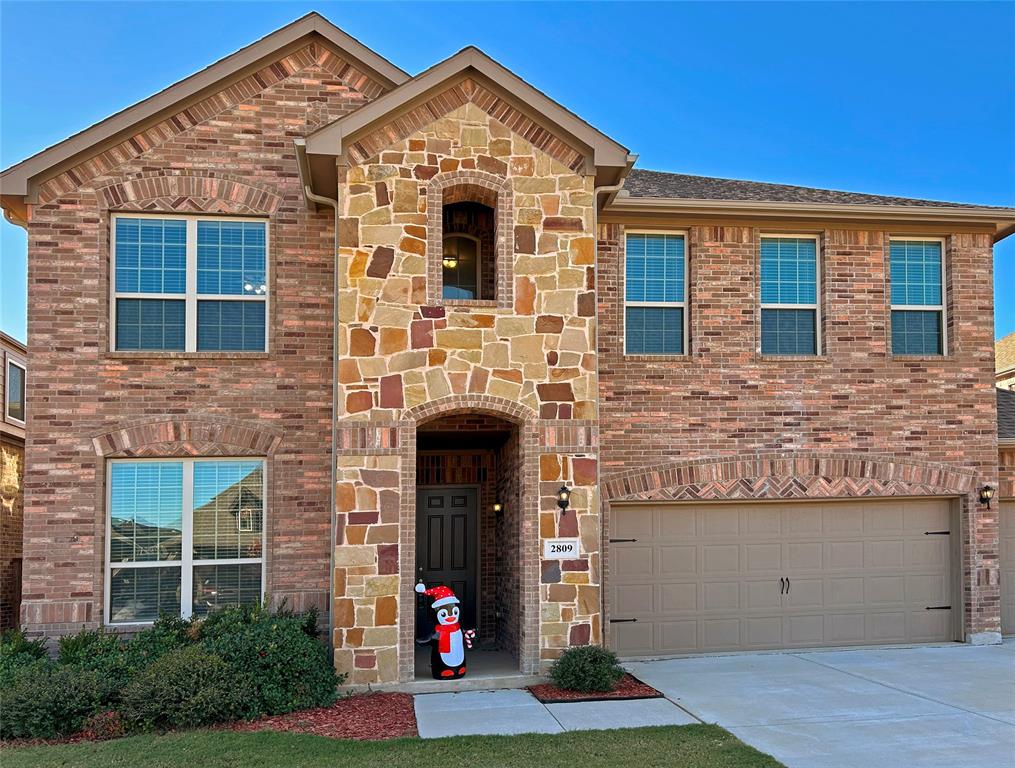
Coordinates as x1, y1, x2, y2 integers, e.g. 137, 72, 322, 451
626, 641, 1015, 768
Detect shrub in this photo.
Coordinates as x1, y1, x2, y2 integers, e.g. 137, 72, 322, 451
197, 602, 340, 718
58, 627, 131, 691
0, 664, 113, 739
549, 645, 626, 693
123, 614, 194, 671
0, 629, 51, 688
79, 710, 127, 741
119, 646, 248, 732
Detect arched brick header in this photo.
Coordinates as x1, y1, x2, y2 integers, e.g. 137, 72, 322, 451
602, 452, 978, 502
406, 393, 535, 427
426, 169, 514, 309
92, 417, 283, 458
97, 172, 283, 215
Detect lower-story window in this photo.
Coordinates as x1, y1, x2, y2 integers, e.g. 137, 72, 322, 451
105, 458, 265, 624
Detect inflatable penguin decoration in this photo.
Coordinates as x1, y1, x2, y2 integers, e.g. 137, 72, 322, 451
415, 582, 475, 679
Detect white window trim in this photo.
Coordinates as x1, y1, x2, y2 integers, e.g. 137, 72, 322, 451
110, 213, 270, 353
623, 229, 689, 356
759, 233, 822, 356
104, 457, 267, 626
441, 233, 483, 300
5, 355, 26, 427
889, 236, 948, 356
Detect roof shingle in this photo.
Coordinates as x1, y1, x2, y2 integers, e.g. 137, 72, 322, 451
622, 168, 1015, 210
996, 332, 1015, 376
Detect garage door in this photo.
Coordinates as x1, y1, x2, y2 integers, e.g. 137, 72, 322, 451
1002, 501, 1015, 635
610, 498, 955, 656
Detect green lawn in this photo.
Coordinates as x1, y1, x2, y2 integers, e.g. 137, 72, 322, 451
3, 725, 783, 768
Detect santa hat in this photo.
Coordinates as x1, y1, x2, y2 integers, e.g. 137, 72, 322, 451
415, 582, 459, 609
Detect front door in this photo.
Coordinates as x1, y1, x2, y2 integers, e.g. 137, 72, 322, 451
415, 486, 479, 638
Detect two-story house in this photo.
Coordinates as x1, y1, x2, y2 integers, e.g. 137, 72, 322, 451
2, 13, 1014, 686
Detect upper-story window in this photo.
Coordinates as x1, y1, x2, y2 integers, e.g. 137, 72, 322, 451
441, 199, 494, 301
5, 358, 25, 425
111, 215, 268, 352
889, 238, 945, 355
624, 231, 687, 355
106, 458, 265, 624
760, 235, 820, 355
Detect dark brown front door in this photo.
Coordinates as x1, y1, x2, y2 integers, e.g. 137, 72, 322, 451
415, 486, 478, 636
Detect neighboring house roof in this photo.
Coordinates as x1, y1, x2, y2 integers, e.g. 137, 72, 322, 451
299, 46, 633, 201
997, 332, 1015, 380
0, 12, 407, 212
622, 169, 1012, 210
999, 388, 1015, 440
0, 331, 26, 356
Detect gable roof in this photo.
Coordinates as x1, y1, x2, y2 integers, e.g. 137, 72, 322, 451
999, 388, 1015, 440
997, 332, 1015, 379
609, 169, 1015, 241
299, 46, 633, 200
0, 13, 407, 207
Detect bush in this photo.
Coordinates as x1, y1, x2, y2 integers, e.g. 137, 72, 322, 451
549, 645, 626, 693
123, 614, 194, 671
197, 602, 340, 718
0, 629, 51, 688
0, 664, 114, 739
119, 645, 248, 732
58, 627, 131, 691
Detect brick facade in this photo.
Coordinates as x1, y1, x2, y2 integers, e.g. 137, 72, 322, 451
597, 222, 1000, 640
18, 41, 373, 636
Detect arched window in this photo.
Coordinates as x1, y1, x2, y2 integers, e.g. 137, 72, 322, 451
442, 234, 481, 300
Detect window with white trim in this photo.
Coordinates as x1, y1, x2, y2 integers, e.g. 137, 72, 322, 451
889, 238, 945, 355
111, 215, 268, 352
6, 358, 25, 424
106, 459, 265, 623
760, 235, 820, 355
624, 231, 687, 354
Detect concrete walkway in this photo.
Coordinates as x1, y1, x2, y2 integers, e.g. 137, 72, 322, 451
413, 688, 697, 738
626, 641, 1015, 768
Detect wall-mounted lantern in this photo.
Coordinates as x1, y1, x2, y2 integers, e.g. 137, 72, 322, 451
493, 501, 503, 518
556, 485, 571, 515
979, 485, 995, 509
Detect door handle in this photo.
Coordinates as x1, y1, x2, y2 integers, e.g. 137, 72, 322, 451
786, 578, 790, 594
780, 577, 786, 594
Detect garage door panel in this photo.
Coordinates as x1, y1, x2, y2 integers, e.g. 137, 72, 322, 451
702, 544, 740, 573
611, 498, 954, 657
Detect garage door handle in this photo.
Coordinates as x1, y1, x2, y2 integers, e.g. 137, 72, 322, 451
780, 577, 786, 594
609, 618, 638, 623
786, 578, 790, 594
609, 538, 638, 543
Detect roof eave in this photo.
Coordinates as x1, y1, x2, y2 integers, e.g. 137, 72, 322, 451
605, 196, 1015, 240
0, 12, 407, 201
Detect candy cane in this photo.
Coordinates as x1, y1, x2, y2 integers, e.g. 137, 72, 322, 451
463, 629, 476, 649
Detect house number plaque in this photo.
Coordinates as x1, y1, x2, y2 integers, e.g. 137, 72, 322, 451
543, 538, 580, 559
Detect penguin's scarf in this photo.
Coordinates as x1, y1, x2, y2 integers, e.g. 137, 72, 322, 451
435, 621, 460, 654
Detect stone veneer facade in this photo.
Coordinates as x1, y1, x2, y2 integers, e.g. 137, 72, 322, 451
334, 100, 600, 683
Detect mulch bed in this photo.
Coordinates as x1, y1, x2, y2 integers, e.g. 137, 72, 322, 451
228, 692, 418, 741
528, 673, 662, 704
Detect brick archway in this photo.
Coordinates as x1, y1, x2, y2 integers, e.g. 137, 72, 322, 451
97, 171, 283, 216
397, 393, 540, 681
92, 416, 283, 458
602, 451, 978, 502
426, 169, 514, 309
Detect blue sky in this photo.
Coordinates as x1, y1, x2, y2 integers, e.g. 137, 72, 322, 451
2, 1, 1012, 344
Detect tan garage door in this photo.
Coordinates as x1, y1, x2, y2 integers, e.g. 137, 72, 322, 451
610, 498, 955, 656
1002, 501, 1015, 635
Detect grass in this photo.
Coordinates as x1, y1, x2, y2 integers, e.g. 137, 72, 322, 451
2, 725, 784, 768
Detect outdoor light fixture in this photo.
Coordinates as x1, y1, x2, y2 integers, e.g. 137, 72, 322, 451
556, 485, 571, 514
979, 485, 995, 508
493, 501, 503, 517
442, 253, 459, 270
